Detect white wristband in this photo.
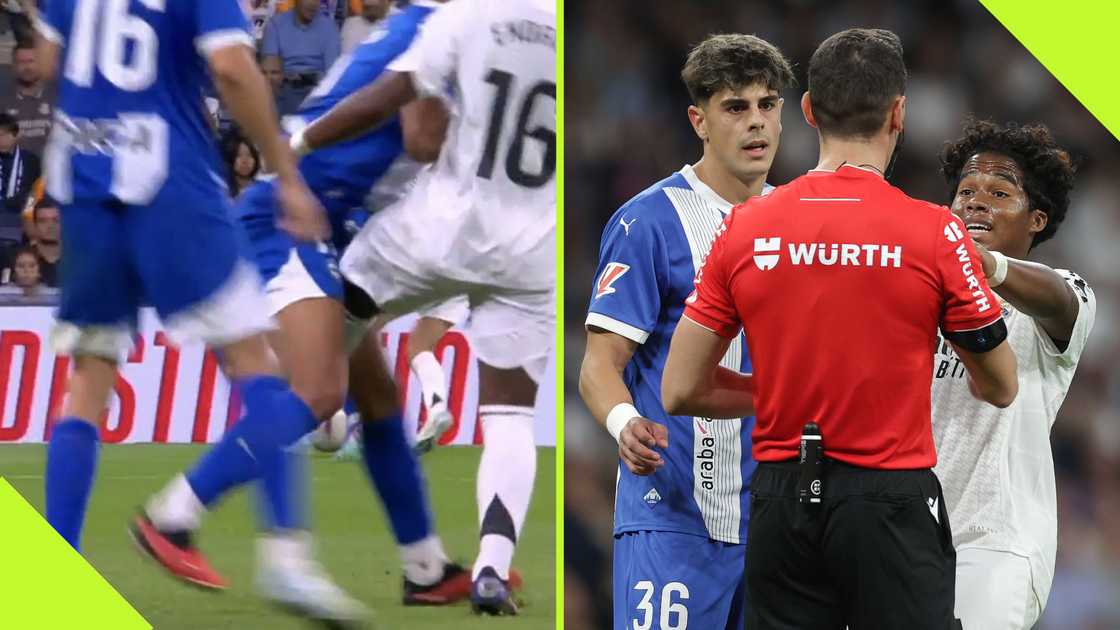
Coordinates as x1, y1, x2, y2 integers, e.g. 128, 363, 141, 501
605, 403, 640, 443
988, 251, 1009, 288
289, 128, 311, 157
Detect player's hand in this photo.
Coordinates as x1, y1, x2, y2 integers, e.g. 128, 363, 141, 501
618, 417, 669, 476
276, 177, 331, 242
971, 240, 997, 279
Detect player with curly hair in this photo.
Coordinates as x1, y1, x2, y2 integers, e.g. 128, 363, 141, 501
932, 118, 1097, 629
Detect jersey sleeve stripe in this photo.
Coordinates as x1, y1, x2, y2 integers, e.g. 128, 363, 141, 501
195, 30, 255, 58
585, 312, 650, 344
34, 17, 63, 45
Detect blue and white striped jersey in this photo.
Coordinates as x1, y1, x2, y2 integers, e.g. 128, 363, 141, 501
586, 164, 768, 544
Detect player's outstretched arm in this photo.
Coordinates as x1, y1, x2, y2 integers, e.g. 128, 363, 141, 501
297, 72, 417, 153
974, 243, 1080, 346
207, 45, 328, 242
662, 317, 755, 419
580, 329, 668, 476
400, 97, 449, 163
952, 338, 1018, 408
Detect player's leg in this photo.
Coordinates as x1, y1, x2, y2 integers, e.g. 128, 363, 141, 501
614, 532, 748, 630
409, 296, 469, 454
346, 320, 474, 604
131, 187, 364, 624
954, 547, 1040, 629
466, 289, 552, 615
46, 200, 136, 551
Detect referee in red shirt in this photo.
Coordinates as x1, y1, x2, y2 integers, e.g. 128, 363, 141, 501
661, 29, 1019, 629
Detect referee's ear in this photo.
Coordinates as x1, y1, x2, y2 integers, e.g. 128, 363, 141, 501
687, 103, 709, 143
800, 92, 818, 130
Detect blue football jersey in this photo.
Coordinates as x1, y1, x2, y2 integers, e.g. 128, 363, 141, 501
41, 0, 252, 205
290, 2, 437, 213
587, 164, 769, 544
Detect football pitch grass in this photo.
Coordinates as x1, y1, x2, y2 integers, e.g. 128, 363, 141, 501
0, 444, 556, 629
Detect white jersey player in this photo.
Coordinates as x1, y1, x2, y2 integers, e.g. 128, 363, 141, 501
931, 120, 1095, 629
291, 0, 555, 616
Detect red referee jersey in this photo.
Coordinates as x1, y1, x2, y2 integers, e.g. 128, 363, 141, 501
684, 165, 1002, 469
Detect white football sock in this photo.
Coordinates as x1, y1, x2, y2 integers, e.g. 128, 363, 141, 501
472, 405, 536, 581
146, 474, 205, 531
410, 351, 449, 410
400, 535, 450, 585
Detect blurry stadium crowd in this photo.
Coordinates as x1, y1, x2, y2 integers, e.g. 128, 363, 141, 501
0, 0, 389, 301
565, 1, 1120, 628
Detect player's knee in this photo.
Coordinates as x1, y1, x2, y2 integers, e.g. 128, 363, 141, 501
294, 381, 346, 422
478, 362, 537, 407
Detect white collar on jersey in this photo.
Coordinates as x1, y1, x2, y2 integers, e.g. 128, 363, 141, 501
680, 163, 736, 214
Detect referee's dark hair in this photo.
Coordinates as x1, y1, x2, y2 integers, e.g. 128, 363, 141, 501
808, 28, 907, 139
940, 118, 1076, 249
681, 34, 797, 106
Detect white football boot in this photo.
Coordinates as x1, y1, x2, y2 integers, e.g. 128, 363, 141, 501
256, 532, 369, 629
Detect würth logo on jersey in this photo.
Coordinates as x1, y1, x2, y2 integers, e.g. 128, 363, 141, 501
753, 237, 904, 269
953, 243, 992, 313
753, 237, 781, 270
944, 221, 965, 243
595, 262, 629, 299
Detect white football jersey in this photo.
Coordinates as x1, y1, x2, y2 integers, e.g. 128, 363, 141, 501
385, 0, 556, 292
931, 268, 1096, 611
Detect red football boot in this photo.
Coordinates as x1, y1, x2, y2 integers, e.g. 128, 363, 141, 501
129, 512, 227, 590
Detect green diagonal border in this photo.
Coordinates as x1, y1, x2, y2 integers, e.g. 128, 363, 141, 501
0, 479, 150, 628
981, 0, 1120, 141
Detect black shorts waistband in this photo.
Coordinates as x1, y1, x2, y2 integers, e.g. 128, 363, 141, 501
750, 459, 941, 499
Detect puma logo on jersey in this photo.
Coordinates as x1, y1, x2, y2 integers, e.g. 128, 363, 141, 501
619, 215, 637, 235
595, 262, 630, 299
643, 488, 662, 506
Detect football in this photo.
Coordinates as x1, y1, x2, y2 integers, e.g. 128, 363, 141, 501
310, 410, 351, 452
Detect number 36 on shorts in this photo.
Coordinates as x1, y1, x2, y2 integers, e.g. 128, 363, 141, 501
632, 580, 690, 630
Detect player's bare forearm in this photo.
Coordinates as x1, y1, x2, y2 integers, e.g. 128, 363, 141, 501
579, 328, 639, 424
662, 317, 755, 418
304, 71, 418, 151
208, 46, 299, 181
952, 338, 1018, 408
983, 250, 1078, 343
33, 31, 59, 82
401, 97, 449, 163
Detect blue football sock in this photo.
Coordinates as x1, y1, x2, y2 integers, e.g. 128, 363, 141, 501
185, 375, 317, 525
254, 445, 310, 531
45, 418, 100, 551
360, 414, 432, 545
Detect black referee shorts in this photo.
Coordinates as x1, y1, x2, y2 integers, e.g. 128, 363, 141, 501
745, 460, 961, 630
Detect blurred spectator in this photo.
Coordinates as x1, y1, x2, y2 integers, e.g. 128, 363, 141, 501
0, 112, 38, 214
0, 40, 52, 156
223, 134, 261, 198
0, 2, 32, 64
247, 0, 280, 42
261, 56, 303, 117
0, 246, 55, 298
25, 195, 59, 287
340, 0, 389, 54
261, 0, 341, 110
